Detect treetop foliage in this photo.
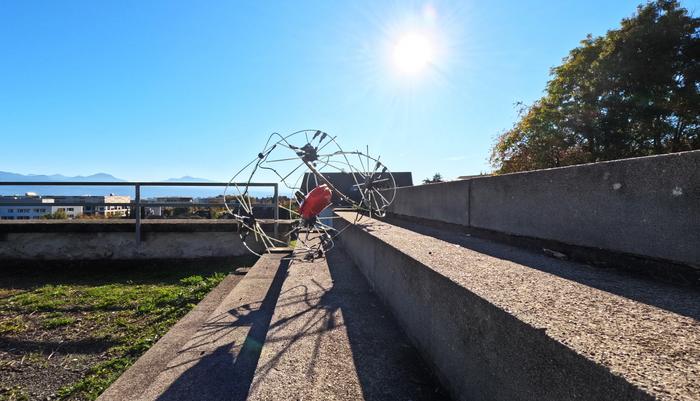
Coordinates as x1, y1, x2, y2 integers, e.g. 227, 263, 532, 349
423, 173, 444, 184
491, 0, 699, 173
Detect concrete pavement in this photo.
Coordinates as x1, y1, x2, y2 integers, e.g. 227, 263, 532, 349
99, 244, 445, 401
336, 211, 700, 401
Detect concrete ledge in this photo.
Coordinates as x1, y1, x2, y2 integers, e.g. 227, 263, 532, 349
0, 219, 287, 233
0, 231, 261, 260
0, 220, 292, 260
337, 211, 700, 401
386, 151, 700, 266
98, 253, 289, 401
385, 213, 700, 285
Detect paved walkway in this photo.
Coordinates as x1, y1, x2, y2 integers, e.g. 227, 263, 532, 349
247, 246, 444, 401
99, 246, 446, 401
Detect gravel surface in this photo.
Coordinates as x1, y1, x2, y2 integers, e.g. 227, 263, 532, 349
0, 312, 113, 401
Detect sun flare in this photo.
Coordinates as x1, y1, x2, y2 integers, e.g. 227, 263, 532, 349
392, 33, 433, 75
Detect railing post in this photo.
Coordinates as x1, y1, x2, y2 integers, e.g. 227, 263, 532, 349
135, 184, 141, 244
273, 183, 279, 238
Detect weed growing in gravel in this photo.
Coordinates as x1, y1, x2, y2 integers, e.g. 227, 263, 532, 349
41, 316, 77, 330
0, 317, 27, 335
0, 385, 29, 401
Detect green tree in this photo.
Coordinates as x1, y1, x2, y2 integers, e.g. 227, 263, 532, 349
43, 209, 68, 220
491, 0, 700, 173
423, 173, 444, 184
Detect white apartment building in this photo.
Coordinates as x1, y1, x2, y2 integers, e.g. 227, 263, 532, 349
0, 194, 82, 220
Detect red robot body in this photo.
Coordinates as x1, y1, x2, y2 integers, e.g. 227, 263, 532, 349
299, 184, 332, 221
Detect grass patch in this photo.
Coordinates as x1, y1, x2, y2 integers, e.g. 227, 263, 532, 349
0, 316, 27, 335
0, 386, 29, 401
0, 257, 256, 401
41, 315, 77, 329
54, 274, 225, 399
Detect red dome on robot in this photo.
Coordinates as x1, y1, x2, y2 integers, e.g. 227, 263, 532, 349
299, 184, 332, 220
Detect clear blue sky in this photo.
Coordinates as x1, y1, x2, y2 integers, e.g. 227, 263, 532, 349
2, 0, 698, 182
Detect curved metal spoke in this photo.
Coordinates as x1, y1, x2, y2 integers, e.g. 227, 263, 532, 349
226, 130, 397, 259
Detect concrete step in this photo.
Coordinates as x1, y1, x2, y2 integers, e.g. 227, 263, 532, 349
335, 211, 700, 401
100, 244, 446, 400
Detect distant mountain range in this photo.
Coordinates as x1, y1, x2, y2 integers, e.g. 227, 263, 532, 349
164, 176, 213, 183
0, 171, 241, 198
0, 171, 128, 182
0, 171, 215, 183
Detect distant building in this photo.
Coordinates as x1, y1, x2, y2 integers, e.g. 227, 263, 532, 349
0, 193, 131, 220
144, 197, 194, 217
300, 172, 413, 205
197, 196, 226, 205
0, 194, 82, 220
50, 194, 131, 217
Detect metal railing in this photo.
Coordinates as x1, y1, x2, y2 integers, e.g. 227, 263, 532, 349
0, 181, 279, 242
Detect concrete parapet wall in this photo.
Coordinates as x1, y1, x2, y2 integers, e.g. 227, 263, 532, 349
335, 212, 700, 401
0, 231, 254, 259
387, 151, 700, 266
337, 217, 653, 401
0, 220, 286, 260
390, 180, 471, 226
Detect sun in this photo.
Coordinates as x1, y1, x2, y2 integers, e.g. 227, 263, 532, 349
392, 33, 433, 75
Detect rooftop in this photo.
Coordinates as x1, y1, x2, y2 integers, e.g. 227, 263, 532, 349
0, 151, 698, 401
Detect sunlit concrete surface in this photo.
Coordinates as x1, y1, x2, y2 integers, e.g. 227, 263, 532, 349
99, 245, 445, 401
387, 150, 700, 266
0, 220, 292, 259
337, 211, 700, 401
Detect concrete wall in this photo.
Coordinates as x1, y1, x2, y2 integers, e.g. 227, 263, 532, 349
389, 180, 471, 226
0, 220, 284, 260
0, 231, 256, 260
337, 218, 654, 401
387, 151, 700, 266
